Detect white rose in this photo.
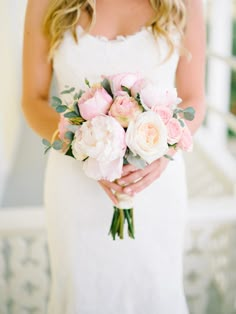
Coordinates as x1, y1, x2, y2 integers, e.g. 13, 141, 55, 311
126, 111, 168, 164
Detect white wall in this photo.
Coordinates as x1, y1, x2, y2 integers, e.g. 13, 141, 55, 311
0, 0, 48, 208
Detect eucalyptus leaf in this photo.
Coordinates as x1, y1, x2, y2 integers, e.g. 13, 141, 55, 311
77, 90, 85, 99
64, 111, 78, 118
42, 138, 51, 147
121, 85, 131, 96
183, 112, 195, 121
66, 124, 79, 133
52, 140, 63, 150
174, 108, 183, 115
126, 152, 147, 169
101, 78, 113, 97
178, 119, 185, 127
183, 107, 195, 114
73, 102, 80, 116
65, 131, 74, 141
56, 105, 68, 113
73, 90, 84, 100
51, 96, 62, 108
61, 87, 75, 94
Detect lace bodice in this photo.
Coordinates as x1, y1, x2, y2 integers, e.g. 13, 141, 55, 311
53, 25, 180, 91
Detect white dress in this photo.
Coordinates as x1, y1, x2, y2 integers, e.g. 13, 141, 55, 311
44, 25, 189, 314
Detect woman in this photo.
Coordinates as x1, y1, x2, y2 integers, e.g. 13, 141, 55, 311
22, 0, 206, 313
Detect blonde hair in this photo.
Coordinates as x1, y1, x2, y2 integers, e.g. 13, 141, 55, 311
43, 0, 187, 59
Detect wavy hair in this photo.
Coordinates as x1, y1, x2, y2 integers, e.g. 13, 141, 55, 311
43, 0, 187, 59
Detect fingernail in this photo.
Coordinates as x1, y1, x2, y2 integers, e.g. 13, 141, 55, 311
118, 180, 125, 185
124, 188, 132, 194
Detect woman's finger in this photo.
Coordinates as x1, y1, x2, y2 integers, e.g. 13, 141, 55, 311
99, 180, 123, 193
121, 164, 137, 176
123, 171, 158, 195
98, 182, 118, 205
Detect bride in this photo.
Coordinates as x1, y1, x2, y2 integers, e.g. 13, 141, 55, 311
22, 0, 205, 313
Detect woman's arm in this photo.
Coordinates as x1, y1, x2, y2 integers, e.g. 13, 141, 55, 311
176, 0, 206, 133
22, 0, 60, 142
115, 0, 206, 196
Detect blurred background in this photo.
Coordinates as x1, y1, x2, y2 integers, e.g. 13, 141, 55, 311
0, 0, 236, 313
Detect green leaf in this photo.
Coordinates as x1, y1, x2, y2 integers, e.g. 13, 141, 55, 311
51, 96, 62, 108
183, 107, 195, 114
121, 85, 131, 96
74, 89, 84, 100
52, 140, 63, 150
183, 112, 195, 121
66, 124, 79, 133
65, 131, 74, 141
61, 87, 75, 94
64, 111, 78, 118
42, 138, 51, 147
135, 93, 146, 111
164, 154, 174, 161
101, 78, 113, 97
56, 105, 68, 113
65, 146, 74, 158
85, 78, 90, 88
178, 119, 185, 127
125, 150, 147, 169
174, 108, 183, 115
44, 146, 52, 154
73, 102, 81, 116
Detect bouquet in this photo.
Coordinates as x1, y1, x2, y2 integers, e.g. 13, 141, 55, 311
43, 73, 195, 240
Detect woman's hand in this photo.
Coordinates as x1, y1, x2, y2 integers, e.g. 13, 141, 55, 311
98, 165, 138, 205
117, 148, 176, 196
98, 180, 123, 206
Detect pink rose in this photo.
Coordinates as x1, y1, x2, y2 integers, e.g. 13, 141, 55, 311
178, 126, 193, 152
167, 118, 183, 145
107, 73, 140, 96
78, 86, 112, 120
109, 95, 143, 127
58, 115, 71, 141
152, 106, 172, 124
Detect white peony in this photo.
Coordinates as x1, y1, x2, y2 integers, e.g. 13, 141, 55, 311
126, 111, 168, 164
72, 115, 126, 181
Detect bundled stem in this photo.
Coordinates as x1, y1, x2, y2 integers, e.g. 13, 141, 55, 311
108, 207, 135, 240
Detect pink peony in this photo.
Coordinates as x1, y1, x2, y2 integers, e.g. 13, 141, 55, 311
130, 78, 148, 97
178, 126, 193, 152
58, 115, 71, 141
109, 95, 143, 127
140, 84, 182, 110
83, 156, 124, 182
166, 118, 183, 145
107, 73, 140, 96
152, 106, 172, 125
77, 86, 112, 120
